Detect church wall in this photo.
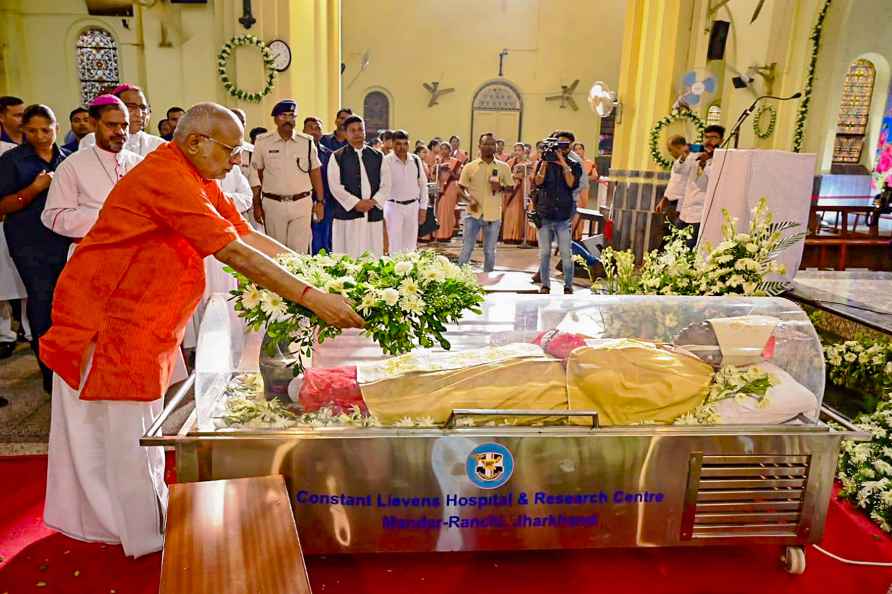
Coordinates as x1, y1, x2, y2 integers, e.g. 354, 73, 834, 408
341, 0, 627, 151
0, 0, 341, 139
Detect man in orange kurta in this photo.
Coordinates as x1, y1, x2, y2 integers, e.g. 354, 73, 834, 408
40, 103, 362, 557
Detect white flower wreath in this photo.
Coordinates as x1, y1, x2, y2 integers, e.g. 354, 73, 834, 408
648, 109, 707, 170
217, 35, 277, 103
752, 104, 777, 139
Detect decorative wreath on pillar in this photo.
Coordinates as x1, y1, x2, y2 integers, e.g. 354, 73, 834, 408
217, 35, 277, 103
752, 104, 777, 139
648, 109, 707, 170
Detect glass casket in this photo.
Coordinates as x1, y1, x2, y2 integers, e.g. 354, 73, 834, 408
144, 294, 865, 564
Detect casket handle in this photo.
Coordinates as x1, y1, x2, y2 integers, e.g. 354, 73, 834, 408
820, 404, 871, 440
445, 408, 599, 429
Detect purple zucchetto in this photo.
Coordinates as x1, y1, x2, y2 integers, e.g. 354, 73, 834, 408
90, 94, 126, 109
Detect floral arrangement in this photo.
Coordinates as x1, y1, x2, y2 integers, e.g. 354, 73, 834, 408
229, 250, 485, 375
596, 198, 804, 297
752, 104, 777, 139
792, 0, 832, 152
675, 365, 778, 425
838, 403, 892, 533
648, 108, 707, 170
824, 340, 892, 399
872, 125, 891, 192
217, 35, 277, 103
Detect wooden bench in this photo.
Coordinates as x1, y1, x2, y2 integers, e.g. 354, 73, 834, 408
804, 236, 892, 271
160, 475, 312, 594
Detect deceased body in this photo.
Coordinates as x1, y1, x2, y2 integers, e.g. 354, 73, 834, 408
293, 315, 819, 427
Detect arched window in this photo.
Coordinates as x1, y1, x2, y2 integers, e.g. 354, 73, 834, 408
832, 58, 877, 165
363, 91, 390, 140
76, 28, 120, 105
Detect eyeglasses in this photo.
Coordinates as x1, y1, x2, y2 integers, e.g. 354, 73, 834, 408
124, 102, 150, 113
199, 134, 243, 157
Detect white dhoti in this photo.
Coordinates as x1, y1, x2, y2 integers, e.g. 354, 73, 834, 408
332, 218, 384, 258
45, 349, 168, 558
0, 224, 27, 343
384, 201, 420, 254
261, 197, 312, 254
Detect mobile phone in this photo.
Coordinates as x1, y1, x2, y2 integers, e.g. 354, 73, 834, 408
689, 143, 704, 153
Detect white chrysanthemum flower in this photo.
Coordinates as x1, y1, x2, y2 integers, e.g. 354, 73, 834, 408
845, 353, 857, 363
394, 416, 416, 427
241, 284, 263, 309
260, 291, 287, 317
381, 287, 400, 306
745, 242, 758, 254
399, 278, 420, 296
394, 260, 413, 276
400, 294, 424, 315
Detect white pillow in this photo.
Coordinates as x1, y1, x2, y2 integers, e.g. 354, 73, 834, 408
713, 362, 819, 424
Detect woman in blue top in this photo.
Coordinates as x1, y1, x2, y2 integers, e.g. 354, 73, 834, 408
0, 104, 72, 394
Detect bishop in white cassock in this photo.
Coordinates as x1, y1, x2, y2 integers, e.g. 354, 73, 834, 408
43, 97, 143, 251
327, 115, 391, 258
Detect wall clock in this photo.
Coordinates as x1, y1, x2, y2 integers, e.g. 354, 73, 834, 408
267, 39, 291, 72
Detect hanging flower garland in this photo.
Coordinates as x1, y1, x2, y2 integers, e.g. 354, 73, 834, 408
792, 0, 832, 152
752, 104, 777, 139
217, 35, 277, 103
648, 109, 707, 170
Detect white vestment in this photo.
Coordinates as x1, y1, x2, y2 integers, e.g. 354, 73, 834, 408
328, 145, 391, 258
183, 167, 252, 349
42, 146, 143, 243
79, 130, 166, 157
44, 347, 168, 558
383, 152, 429, 254
0, 141, 27, 342
679, 158, 713, 225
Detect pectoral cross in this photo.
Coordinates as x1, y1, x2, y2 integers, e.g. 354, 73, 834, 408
239, 0, 256, 29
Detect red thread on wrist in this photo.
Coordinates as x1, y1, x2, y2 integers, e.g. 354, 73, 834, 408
300, 285, 313, 303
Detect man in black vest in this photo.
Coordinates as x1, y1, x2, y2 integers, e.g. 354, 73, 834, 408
327, 115, 391, 257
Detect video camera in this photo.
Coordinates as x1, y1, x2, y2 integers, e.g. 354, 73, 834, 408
540, 137, 572, 162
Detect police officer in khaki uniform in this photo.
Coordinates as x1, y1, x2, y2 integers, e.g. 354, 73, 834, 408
250, 99, 323, 254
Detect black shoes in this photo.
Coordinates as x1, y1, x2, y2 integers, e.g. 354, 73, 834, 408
0, 341, 15, 360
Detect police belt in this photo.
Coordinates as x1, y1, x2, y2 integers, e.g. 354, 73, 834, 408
262, 191, 312, 202
387, 198, 418, 205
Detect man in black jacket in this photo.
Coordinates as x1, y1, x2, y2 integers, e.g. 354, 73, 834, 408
532, 131, 581, 294
326, 115, 392, 257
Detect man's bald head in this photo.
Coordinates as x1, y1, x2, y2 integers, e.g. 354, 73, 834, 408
174, 102, 244, 180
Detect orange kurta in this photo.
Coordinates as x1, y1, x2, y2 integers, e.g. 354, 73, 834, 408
501, 157, 529, 242
40, 142, 251, 401
434, 158, 462, 241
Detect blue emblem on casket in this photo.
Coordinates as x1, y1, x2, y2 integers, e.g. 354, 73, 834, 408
466, 443, 514, 489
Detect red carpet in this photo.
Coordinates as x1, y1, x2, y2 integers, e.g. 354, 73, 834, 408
2, 454, 891, 594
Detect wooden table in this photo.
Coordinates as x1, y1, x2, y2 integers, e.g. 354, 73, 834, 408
575, 207, 605, 238
809, 197, 878, 237
160, 475, 312, 594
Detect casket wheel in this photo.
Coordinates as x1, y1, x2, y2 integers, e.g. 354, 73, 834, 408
782, 545, 806, 574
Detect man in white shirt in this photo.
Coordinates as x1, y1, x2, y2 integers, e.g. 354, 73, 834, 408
78, 84, 165, 157
655, 135, 689, 222
43, 95, 142, 249
327, 115, 392, 258
677, 125, 725, 248
229, 107, 254, 179
382, 129, 428, 254
250, 100, 323, 254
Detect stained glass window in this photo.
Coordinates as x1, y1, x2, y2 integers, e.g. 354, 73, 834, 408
77, 28, 120, 105
363, 91, 390, 140
833, 59, 876, 164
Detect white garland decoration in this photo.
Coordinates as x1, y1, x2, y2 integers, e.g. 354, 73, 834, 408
648, 109, 707, 170
753, 104, 777, 139
217, 35, 277, 103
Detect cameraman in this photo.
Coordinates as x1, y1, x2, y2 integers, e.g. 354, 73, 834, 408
533, 131, 582, 294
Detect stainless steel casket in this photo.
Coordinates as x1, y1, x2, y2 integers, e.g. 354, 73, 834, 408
143, 294, 866, 562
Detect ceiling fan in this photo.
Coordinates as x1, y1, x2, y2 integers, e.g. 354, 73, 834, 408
546, 79, 580, 111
